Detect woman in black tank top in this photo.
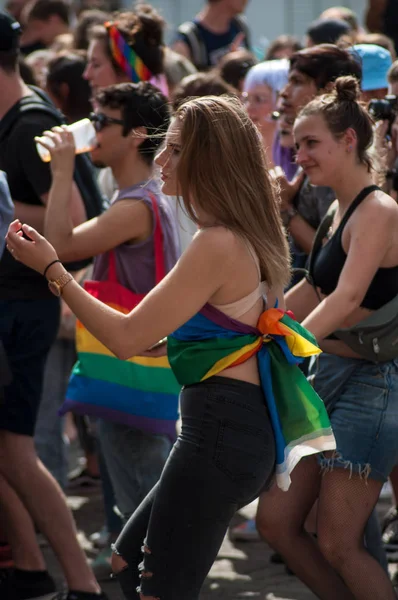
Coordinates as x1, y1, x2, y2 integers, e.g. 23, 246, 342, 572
255, 76, 398, 600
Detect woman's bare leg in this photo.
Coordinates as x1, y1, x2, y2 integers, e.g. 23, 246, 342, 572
257, 457, 355, 600
317, 470, 395, 600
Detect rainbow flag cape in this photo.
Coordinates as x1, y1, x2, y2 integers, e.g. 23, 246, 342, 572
168, 304, 335, 490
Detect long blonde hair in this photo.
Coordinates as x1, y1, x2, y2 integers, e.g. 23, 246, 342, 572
175, 95, 291, 289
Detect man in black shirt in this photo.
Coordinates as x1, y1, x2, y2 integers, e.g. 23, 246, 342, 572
0, 11, 106, 600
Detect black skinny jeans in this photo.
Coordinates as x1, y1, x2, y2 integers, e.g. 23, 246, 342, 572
113, 376, 276, 600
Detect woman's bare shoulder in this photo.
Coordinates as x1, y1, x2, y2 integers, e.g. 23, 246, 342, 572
355, 189, 398, 223
192, 226, 244, 255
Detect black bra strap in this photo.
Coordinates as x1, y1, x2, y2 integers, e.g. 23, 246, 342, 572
339, 185, 380, 231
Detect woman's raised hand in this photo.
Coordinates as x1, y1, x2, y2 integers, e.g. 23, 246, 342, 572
6, 220, 59, 276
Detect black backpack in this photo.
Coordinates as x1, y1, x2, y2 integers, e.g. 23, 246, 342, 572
0, 86, 106, 272
177, 15, 251, 70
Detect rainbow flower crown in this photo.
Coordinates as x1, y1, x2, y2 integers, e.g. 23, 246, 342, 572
105, 22, 152, 83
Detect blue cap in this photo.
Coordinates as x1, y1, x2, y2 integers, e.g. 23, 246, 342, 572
351, 44, 392, 91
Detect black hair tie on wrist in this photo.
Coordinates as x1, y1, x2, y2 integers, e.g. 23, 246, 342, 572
43, 259, 62, 278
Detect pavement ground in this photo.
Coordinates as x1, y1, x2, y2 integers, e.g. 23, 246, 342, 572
41, 485, 396, 600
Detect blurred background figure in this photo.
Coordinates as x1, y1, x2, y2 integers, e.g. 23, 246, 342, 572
319, 5, 361, 35
356, 32, 396, 60
366, 0, 398, 56
305, 17, 352, 47
171, 70, 236, 111
217, 47, 256, 91
18, 53, 37, 83
20, 0, 71, 54
163, 46, 197, 97
242, 59, 289, 166
351, 43, 392, 101
173, 0, 251, 70
24, 47, 54, 86
82, 4, 168, 200
45, 51, 92, 121
83, 5, 167, 102
73, 8, 110, 50
264, 34, 302, 60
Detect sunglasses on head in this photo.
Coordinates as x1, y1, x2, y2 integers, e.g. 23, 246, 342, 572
89, 112, 124, 132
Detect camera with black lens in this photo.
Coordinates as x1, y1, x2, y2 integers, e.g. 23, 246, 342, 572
368, 95, 398, 126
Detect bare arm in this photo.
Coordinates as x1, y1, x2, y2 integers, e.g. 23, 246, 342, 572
302, 194, 396, 339
44, 170, 152, 263
285, 277, 320, 322
6, 225, 236, 360
41, 129, 147, 262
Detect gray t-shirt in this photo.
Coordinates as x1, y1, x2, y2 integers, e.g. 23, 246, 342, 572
289, 176, 336, 286
295, 176, 335, 232
93, 179, 181, 293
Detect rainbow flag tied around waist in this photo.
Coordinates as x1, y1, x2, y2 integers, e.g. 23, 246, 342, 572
168, 303, 336, 490
62, 193, 180, 440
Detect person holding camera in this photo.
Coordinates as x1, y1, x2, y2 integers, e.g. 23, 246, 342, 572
350, 44, 394, 195
370, 59, 398, 200
368, 57, 398, 567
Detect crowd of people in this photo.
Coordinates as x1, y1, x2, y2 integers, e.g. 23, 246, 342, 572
2, 1, 398, 599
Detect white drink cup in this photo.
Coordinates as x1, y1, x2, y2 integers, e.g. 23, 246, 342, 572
35, 118, 96, 162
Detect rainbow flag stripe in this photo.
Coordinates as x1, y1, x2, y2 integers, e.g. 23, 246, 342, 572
106, 22, 152, 83
63, 281, 180, 441
168, 304, 335, 490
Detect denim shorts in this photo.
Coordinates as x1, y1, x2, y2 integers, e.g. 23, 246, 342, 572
310, 353, 398, 482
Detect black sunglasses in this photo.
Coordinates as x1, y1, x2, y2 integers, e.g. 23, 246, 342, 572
89, 112, 124, 132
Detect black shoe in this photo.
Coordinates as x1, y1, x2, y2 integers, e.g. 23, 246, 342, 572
0, 568, 56, 599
